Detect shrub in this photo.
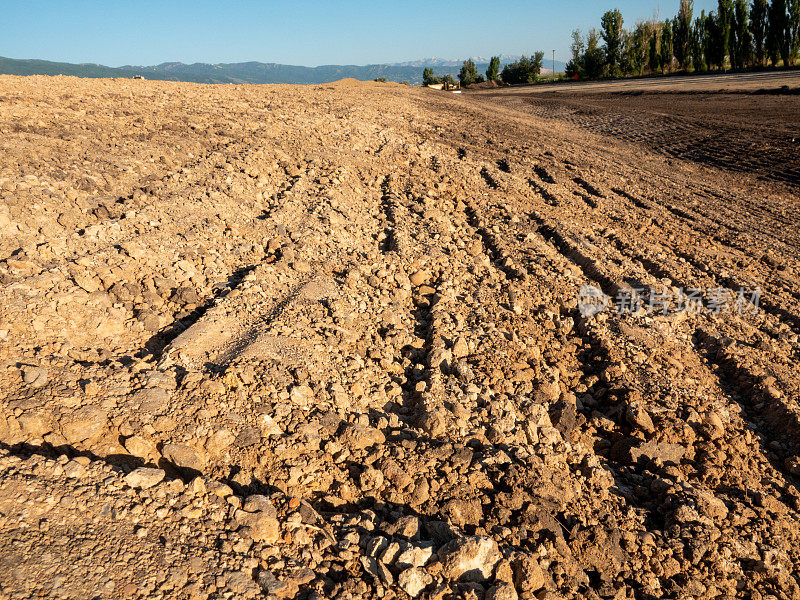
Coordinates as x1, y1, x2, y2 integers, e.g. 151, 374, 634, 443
500, 52, 544, 84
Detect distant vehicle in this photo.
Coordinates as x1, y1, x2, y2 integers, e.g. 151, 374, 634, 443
132, 75, 145, 80
426, 81, 461, 91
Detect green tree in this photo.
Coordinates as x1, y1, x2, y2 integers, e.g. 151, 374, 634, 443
630, 22, 652, 75
672, 18, 684, 69
790, 0, 800, 64
706, 11, 725, 69
583, 29, 606, 78
768, 0, 791, 66
571, 29, 586, 64
619, 29, 638, 76
750, 0, 769, 65
660, 20, 674, 72
565, 60, 580, 78
619, 30, 632, 74
649, 27, 661, 73
486, 56, 500, 81
459, 59, 482, 86
731, 0, 752, 69
691, 13, 707, 71
500, 57, 525, 84
422, 67, 441, 86
601, 9, 624, 73
531, 51, 545, 75
674, 0, 694, 70
718, 0, 734, 65
566, 29, 586, 78
500, 53, 545, 84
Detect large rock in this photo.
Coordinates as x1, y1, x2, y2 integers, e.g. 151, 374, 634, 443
486, 583, 519, 600
628, 439, 686, 466
395, 543, 434, 569
409, 270, 431, 287
21, 366, 48, 388
161, 443, 206, 473
549, 397, 577, 437
238, 511, 280, 544
385, 515, 420, 540
626, 404, 655, 434
397, 567, 432, 597
512, 555, 545, 594
237, 498, 280, 544
132, 387, 171, 415
124, 435, 159, 461
17, 411, 51, 438
444, 497, 483, 527
532, 371, 561, 403
439, 536, 502, 582
289, 385, 314, 407
0, 208, 12, 232
60, 406, 107, 443
242, 495, 275, 513
125, 467, 166, 489
258, 413, 283, 436
256, 570, 298, 598
338, 423, 385, 450
224, 570, 262, 597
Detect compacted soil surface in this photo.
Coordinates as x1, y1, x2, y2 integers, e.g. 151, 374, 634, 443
1, 74, 800, 600
470, 71, 800, 187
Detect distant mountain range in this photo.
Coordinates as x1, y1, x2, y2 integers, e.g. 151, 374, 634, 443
389, 55, 526, 68
0, 55, 567, 85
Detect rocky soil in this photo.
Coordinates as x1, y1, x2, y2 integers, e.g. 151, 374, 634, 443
1, 74, 800, 600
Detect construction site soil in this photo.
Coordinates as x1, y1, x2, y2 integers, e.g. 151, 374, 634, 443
1, 73, 800, 600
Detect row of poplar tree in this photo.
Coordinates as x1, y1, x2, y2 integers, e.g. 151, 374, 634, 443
567, 0, 800, 79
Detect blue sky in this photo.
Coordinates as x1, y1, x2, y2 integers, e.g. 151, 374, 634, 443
2, 1, 719, 67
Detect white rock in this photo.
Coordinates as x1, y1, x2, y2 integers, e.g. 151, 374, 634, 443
396, 543, 434, 568
289, 385, 314, 407
125, 467, 166, 489
439, 535, 501, 582
258, 413, 283, 436
397, 567, 432, 597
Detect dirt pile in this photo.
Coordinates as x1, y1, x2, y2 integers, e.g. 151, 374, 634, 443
465, 81, 504, 90
1, 74, 800, 600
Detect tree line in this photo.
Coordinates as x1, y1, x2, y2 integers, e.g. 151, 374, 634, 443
423, 53, 547, 87
567, 0, 800, 80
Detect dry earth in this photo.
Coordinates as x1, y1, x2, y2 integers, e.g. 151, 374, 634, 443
1, 74, 800, 600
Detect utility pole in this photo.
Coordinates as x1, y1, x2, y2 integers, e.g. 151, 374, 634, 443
552, 50, 556, 78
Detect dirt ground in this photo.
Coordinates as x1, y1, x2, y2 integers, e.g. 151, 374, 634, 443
1, 74, 800, 600
469, 71, 800, 187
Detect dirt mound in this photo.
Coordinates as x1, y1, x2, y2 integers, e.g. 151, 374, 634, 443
465, 79, 504, 89
327, 77, 368, 87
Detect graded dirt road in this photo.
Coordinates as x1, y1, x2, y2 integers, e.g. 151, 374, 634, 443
1, 75, 800, 600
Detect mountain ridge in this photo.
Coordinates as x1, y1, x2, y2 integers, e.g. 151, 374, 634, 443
0, 55, 566, 85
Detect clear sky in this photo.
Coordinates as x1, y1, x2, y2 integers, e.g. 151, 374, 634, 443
2, 0, 720, 67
